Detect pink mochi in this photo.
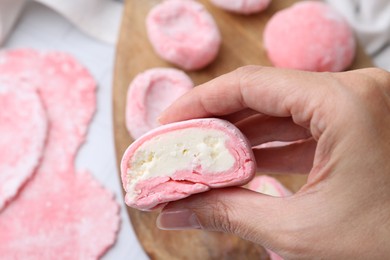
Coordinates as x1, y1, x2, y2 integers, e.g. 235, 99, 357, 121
248, 175, 292, 260
126, 68, 193, 140
247, 175, 292, 197
0, 79, 47, 210
121, 118, 256, 210
146, 0, 221, 70
263, 1, 356, 72
0, 49, 120, 258
210, 0, 271, 15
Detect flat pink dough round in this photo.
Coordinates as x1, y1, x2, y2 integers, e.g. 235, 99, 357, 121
210, 0, 271, 15
146, 0, 221, 70
0, 170, 120, 259
0, 79, 47, 210
126, 68, 193, 139
121, 118, 256, 210
263, 1, 356, 72
0, 49, 96, 171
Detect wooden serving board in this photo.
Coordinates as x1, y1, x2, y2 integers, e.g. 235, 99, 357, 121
113, 1, 373, 259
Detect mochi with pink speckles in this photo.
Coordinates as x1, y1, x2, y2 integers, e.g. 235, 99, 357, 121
210, 0, 271, 15
126, 68, 193, 140
146, 0, 221, 70
263, 1, 356, 72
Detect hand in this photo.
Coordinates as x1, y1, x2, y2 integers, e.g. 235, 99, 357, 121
157, 66, 390, 259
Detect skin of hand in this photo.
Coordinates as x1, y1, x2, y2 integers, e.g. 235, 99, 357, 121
156, 66, 390, 259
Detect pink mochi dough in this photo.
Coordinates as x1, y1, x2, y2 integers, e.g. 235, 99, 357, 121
210, 0, 271, 15
126, 68, 193, 140
0, 49, 120, 258
0, 169, 120, 259
263, 1, 356, 72
121, 118, 256, 210
247, 175, 292, 260
247, 175, 292, 197
0, 79, 47, 210
146, 0, 221, 70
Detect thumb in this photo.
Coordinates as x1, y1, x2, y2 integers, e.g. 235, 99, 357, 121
157, 187, 292, 250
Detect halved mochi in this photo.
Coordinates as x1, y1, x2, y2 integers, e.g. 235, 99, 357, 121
121, 118, 256, 210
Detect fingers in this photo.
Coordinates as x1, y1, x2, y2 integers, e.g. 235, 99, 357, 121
160, 66, 336, 138
156, 187, 293, 252
220, 108, 260, 123
236, 115, 311, 146
254, 139, 316, 174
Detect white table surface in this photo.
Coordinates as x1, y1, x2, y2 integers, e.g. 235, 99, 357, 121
3, 2, 149, 259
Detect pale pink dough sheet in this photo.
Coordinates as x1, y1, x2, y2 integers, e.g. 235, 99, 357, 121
146, 0, 221, 70
263, 1, 356, 72
0, 79, 47, 210
126, 68, 193, 139
0, 49, 96, 170
121, 118, 256, 210
210, 0, 271, 15
0, 49, 120, 258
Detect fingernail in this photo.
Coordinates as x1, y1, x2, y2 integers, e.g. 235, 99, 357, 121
156, 209, 201, 230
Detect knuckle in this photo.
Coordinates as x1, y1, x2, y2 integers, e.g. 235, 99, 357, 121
235, 65, 261, 76
195, 191, 241, 235
339, 68, 390, 105
234, 65, 263, 101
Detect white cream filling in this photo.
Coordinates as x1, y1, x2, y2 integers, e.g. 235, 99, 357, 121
126, 128, 235, 196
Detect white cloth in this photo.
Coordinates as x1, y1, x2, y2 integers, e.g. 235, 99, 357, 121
0, 0, 27, 44
0, 0, 122, 45
326, 0, 390, 71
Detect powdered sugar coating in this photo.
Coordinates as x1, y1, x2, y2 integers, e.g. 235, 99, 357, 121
121, 118, 256, 210
126, 68, 193, 139
210, 0, 271, 15
146, 0, 221, 70
263, 1, 356, 72
0, 79, 47, 210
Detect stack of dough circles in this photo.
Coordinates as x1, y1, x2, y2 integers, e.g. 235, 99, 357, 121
146, 0, 221, 71
210, 0, 271, 15
263, 1, 356, 72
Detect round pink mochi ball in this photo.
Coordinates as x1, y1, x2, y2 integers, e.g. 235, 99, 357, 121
146, 0, 221, 71
263, 1, 356, 72
210, 0, 271, 15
